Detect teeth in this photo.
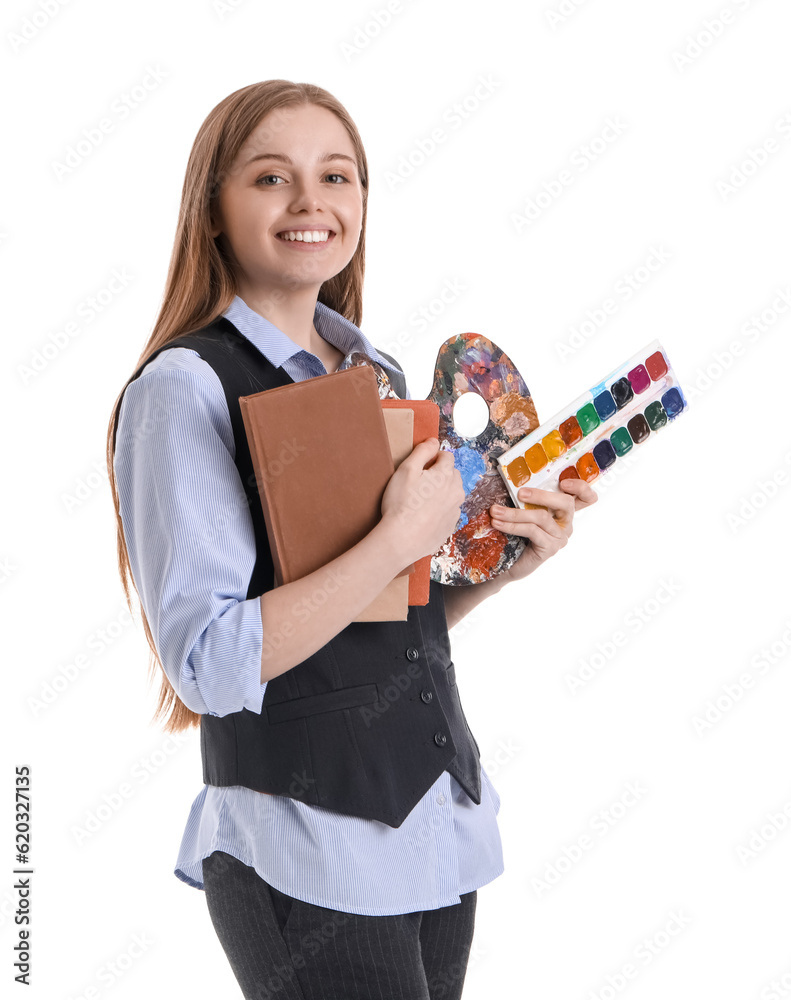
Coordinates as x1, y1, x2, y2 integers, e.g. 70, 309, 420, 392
278, 230, 331, 242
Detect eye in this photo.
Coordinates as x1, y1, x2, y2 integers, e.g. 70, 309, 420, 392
255, 172, 350, 186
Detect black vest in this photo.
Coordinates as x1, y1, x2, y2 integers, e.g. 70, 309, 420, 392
119, 315, 482, 828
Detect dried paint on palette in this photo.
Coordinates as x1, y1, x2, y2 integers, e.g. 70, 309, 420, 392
427, 333, 540, 586
337, 351, 400, 398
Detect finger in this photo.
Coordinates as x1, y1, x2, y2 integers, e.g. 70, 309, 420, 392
495, 516, 568, 553
406, 437, 440, 469
558, 477, 598, 509
490, 503, 566, 540
428, 450, 460, 481
516, 487, 576, 524
422, 451, 462, 495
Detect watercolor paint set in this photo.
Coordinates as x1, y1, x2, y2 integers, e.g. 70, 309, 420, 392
496, 340, 687, 505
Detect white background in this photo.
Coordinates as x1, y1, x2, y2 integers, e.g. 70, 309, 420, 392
5, 0, 791, 997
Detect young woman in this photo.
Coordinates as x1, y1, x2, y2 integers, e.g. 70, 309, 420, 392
107, 80, 596, 1000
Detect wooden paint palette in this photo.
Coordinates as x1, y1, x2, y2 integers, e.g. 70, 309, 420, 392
426, 333, 539, 585
338, 351, 401, 398
340, 338, 538, 585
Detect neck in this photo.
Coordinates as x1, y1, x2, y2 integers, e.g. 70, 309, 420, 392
236, 282, 325, 352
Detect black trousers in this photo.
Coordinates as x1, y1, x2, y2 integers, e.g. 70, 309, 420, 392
201, 850, 477, 1000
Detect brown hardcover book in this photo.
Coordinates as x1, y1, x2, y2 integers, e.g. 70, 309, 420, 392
380, 398, 441, 605
238, 364, 409, 622
363, 408, 414, 621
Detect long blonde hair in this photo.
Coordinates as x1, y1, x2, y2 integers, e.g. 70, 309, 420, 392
106, 80, 369, 733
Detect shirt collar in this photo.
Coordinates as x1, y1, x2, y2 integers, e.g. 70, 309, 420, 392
221, 294, 397, 375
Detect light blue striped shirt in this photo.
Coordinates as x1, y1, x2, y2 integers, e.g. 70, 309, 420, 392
114, 293, 504, 915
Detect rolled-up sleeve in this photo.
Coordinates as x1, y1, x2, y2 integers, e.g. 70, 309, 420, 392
114, 348, 267, 717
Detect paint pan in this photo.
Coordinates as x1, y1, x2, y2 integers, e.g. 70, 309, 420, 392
496, 340, 687, 505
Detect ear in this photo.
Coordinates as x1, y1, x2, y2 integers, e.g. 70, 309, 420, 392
209, 204, 222, 238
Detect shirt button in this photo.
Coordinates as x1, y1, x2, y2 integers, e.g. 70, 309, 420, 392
406, 647, 419, 662
436, 793, 446, 805
420, 690, 433, 704
434, 732, 447, 747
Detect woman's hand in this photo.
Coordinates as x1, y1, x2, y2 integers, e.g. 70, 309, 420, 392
380, 438, 465, 567
488, 478, 598, 584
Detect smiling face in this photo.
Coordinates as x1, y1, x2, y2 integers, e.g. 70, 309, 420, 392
210, 103, 364, 302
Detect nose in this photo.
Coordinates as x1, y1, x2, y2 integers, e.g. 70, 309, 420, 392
288, 175, 326, 213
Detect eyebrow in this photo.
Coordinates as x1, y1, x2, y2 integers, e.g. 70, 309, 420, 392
243, 152, 357, 168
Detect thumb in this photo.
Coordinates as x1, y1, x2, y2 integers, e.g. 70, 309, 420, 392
405, 437, 441, 468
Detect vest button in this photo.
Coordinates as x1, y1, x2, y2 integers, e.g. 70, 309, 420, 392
434, 732, 447, 747
420, 690, 433, 704
406, 647, 419, 662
